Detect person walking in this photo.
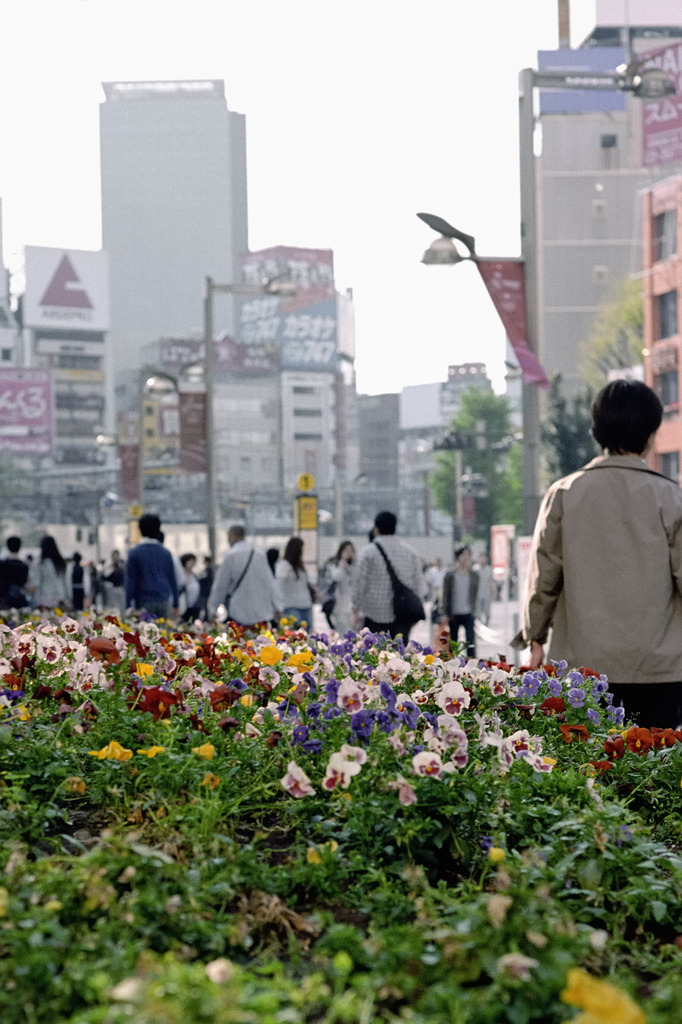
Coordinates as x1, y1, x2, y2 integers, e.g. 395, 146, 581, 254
0, 536, 29, 610
125, 513, 179, 620
474, 551, 494, 625
324, 539, 355, 634
514, 379, 682, 729
35, 535, 69, 610
208, 524, 282, 628
351, 510, 424, 639
198, 555, 214, 619
179, 553, 202, 621
66, 552, 91, 612
102, 549, 126, 615
440, 545, 479, 658
276, 536, 317, 631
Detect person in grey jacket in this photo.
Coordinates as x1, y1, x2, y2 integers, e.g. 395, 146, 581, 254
208, 524, 282, 628
515, 379, 682, 729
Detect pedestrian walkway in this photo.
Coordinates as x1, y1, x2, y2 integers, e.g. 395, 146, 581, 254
313, 599, 526, 666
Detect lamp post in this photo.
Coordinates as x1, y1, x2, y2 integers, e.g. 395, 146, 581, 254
419, 59, 675, 536
203, 274, 295, 565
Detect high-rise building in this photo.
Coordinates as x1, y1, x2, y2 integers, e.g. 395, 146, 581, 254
536, 1, 682, 394
99, 80, 248, 395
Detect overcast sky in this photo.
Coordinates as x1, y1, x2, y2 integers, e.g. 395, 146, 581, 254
0, 0, 598, 394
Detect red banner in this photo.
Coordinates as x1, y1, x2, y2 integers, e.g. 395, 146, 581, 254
179, 389, 207, 473
476, 260, 549, 388
119, 443, 140, 502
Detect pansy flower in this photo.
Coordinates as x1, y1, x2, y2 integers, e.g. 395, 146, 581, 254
280, 760, 315, 798
626, 727, 653, 755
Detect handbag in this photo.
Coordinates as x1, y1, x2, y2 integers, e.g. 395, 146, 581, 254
374, 543, 425, 626
224, 549, 254, 621
321, 578, 337, 626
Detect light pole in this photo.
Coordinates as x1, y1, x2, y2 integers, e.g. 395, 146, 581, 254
419, 60, 675, 536
203, 274, 295, 565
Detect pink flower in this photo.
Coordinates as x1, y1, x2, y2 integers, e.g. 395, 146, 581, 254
387, 773, 418, 805
412, 750, 444, 778
280, 760, 315, 798
496, 952, 539, 981
339, 743, 368, 765
337, 677, 364, 714
435, 681, 470, 716
322, 751, 362, 790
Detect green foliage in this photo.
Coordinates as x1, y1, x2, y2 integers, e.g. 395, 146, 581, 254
580, 278, 644, 391
430, 389, 522, 539
542, 375, 598, 480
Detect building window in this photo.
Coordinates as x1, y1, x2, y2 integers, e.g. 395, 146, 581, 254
1, 349, 11, 361
654, 210, 677, 262
293, 386, 316, 395
660, 450, 680, 484
293, 408, 322, 417
294, 433, 323, 441
600, 133, 618, 170
656, 290, 678, 339
657, 369, 679, 417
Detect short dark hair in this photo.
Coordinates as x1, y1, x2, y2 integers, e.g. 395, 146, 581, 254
591, 380, 662, 455
455, 545, 470, 560
374, 510, 397, 535
139, 513, 161, 538
6, 536, 21, 554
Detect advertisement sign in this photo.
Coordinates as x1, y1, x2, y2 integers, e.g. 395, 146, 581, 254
0, 368, 54, 455
641, 42, 682, 167
491, 524, 515, 582
24, 247, 110, 331
119, 443, 140, 502
238, 246, 338, 373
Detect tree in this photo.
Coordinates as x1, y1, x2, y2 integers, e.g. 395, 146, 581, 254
542, 375, 598, 480
580, 278, 644, 390
430, 389, 521, 541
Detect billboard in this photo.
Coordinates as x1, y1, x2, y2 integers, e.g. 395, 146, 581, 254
641, 42, 682, 167
238, 247, 338, 373
24, 247, 110, 331
0, 368, 54, 455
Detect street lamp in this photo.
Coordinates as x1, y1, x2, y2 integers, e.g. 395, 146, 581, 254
419, 58, 676, 535
203, 274, 295, 565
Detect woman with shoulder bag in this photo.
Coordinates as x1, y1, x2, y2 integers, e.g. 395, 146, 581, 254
276, 536, 317, 631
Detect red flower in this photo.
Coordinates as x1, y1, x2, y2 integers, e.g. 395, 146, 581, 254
603, 735, 625, 760
208, 684, 240, 711
560, 723, 590, 743
87, 637, 121, 664
216, 716, 240, 731
588, 760, 613, 775
576, 666, 601, 678
130, 685, 180, 720
626, 727, 654, 755
539, 696, 566, 716
651, 727, 676, 749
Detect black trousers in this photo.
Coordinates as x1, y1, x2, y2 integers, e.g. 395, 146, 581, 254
607, 681, 682, 730
363, 616, 413, 641
449, 614, 476, 658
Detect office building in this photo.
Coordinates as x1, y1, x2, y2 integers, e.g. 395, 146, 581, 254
536, 0, 682, 394
99, 80, 248, 394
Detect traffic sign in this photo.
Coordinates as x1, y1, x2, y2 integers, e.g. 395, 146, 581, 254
129, 503, 143, 518
297, 473, 315, 492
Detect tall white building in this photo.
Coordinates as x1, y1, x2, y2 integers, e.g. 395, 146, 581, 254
99, 80, 248, 391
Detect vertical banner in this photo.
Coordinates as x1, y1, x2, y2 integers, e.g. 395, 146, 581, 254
119, 443, 140, 502
641, 43, 682, 167
179, 389, 207, 472
0, 368, 54, 454
476, 260, 549, 387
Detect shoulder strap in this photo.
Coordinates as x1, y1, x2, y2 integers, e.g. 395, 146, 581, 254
374, 542, 400, 590
227, 549, 255, 600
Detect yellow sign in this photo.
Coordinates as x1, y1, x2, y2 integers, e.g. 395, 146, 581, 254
129, 503, 143, 518
297, 472, 315, 492
295, 495, 318, 530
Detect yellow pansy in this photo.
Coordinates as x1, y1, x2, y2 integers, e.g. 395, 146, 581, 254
64, 776, 86, 794
136, 746, 165, 758
561, 968, 646, 1024
201, 772, 221, 789
543, 756, 557, 766
488, 846, 506, 863
135, 663, 155, 677
240, 694, 255, 707
260, 646, 284, 665
192, 742, 216, 760
287, 651, 315, 668
89, 741, 134, 761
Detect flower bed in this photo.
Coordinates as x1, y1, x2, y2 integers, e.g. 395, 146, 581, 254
0, 611, 681, 1023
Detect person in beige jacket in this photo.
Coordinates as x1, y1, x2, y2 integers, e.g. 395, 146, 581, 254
515, 379, 682, 729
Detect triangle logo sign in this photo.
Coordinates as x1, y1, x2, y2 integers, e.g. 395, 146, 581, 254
40, 255, 93, 309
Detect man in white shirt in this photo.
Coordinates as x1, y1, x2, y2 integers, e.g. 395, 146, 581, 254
351, 510, 424, 639
208, 524, 282, 628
